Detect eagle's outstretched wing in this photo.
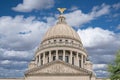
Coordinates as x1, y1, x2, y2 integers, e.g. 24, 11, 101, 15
57, 8, 66, 14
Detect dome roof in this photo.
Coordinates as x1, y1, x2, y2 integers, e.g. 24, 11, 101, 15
41, 15, 81, 43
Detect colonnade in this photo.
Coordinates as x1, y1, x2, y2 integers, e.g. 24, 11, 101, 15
35, 50, 86, 68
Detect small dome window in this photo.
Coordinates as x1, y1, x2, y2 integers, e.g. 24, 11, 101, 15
54, 40, 56, 43
65, 40, 68, 43
71, 41, 73, 43
48, 41, 51, 43
65, 40, 68, 42
59, 39, 62, 42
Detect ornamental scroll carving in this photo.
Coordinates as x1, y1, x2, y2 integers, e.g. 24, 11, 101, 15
33, 63, 83, 74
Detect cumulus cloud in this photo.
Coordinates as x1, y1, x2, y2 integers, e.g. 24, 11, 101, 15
0, 15, 50, 51
77, 27, 119, 48
65, 4, 110, 27
12, 0, 54, 12
0, 15, 53, 77
77, 27, 120, 77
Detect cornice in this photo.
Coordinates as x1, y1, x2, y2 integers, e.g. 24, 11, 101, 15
25, 60, 92, 76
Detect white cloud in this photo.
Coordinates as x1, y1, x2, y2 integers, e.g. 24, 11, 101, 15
12, 0, 54, 12
69, 6, 78, 11
77, 27, 119, 48
65, 4, 110, 27
117, 24, 120, 30
0, 15, 50, 51
0, 60, 11, 65
95, 70, 109, 78
0, 15, 55, 77
3, 50, 32, 58
65, 10, 93, 27
113, 3, 120, 10
93, 64, 107, 70
77, 27, 120, 77
0, 60, 27, 65
0, 67, 26, 78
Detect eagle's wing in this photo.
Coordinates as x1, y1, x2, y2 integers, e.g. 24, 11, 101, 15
57, 8, 66, 14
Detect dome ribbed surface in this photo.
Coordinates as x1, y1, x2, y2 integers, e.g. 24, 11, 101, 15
42, 23, 81, 42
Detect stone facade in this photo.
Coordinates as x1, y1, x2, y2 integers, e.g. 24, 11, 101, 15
0, 78, 24, 80
24, 11, 97, 80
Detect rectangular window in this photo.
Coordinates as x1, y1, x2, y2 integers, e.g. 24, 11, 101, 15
59, 56, 63, 60
72, 57, 74, 65
83, 57, 85, 63
48, 57, 49, 63
53, 56, 56, 61
65, 56, 69, 63
41, 59, 43, 65
37, 56, 39, 63
79, 60, 81, 67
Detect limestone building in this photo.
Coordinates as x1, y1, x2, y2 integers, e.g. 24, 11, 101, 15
0, 9, 105, 80
24, 9, 96, 80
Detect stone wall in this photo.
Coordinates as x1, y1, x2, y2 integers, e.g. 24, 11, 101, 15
25, 76, 90, 80
0, 78, 24, 80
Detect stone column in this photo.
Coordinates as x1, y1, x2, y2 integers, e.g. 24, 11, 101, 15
63, 50, 65, 61
49, 51, 52, 62
70, 51, 72, 64
56, 50, 58, 60
43, 53, 45, 64
76, 52, 79, 66
36, 56, 39, 66
83, 56, 85, 67
81, 55, 83, 68
39, 54, 41, 66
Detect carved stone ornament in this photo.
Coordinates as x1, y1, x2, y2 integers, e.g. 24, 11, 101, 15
25, 60, 92, 76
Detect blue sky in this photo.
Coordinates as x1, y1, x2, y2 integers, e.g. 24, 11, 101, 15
0, 0, 120, 78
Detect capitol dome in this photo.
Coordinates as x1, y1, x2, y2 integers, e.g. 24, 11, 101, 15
28, 11, 89, 71
42, 15, 81, 43
25, 9, 96, 80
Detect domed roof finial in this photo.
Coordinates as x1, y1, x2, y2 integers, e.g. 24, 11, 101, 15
57, 8, 67, 24
57, 8, 66, 14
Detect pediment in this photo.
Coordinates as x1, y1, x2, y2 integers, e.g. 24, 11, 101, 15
25, 60, 91, 76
